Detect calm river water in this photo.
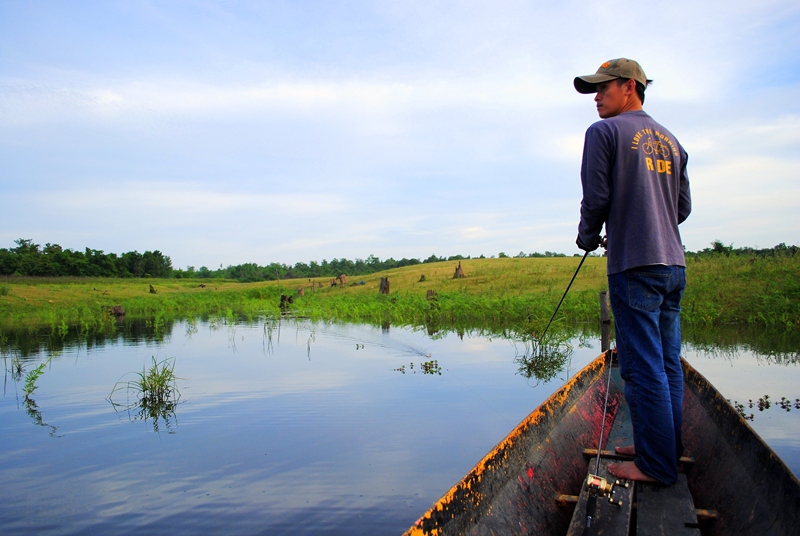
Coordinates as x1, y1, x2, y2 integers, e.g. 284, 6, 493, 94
1, 318, 798, 535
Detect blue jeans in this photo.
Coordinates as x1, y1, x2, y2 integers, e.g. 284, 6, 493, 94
608, 265, 686, 485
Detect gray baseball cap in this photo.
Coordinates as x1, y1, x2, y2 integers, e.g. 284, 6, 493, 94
574, 58, 648, 94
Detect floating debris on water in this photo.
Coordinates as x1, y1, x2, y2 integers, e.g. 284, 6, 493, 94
729, 395, 800, 421
393, 359, 442, 375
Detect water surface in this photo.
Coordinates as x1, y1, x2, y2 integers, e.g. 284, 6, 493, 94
1, 319, 797, 535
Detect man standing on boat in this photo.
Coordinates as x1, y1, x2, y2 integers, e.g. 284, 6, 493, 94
573, 58, 691, 485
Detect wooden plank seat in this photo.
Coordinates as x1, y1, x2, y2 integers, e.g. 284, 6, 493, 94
637, 475, 701, 535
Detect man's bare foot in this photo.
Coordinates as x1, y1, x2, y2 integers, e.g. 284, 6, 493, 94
614, 445, 635, 456
607, 461, 658, 482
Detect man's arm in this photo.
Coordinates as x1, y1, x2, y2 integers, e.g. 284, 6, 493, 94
678, 148, 691, 224
577, 126, 611, 250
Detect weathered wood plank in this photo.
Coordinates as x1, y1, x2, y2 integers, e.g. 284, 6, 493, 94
582, 449, 695, 469
637, 474, 700, 535
566, 458, 634, 536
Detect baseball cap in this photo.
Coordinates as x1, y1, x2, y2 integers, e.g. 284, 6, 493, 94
574, 58, 648, 94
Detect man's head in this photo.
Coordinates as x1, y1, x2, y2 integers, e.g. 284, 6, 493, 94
574, 58, 652, 118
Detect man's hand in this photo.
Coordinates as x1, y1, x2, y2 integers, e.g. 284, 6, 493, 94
576, 234, 602, 252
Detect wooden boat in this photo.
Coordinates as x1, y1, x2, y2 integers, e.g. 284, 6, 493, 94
403, 352, 800, 535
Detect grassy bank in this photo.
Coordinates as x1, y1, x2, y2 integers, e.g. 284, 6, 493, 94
1, 255, 798, 338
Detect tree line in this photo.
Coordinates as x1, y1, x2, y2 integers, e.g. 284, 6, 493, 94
1, 238, 795, 281
0, 239, 172, 278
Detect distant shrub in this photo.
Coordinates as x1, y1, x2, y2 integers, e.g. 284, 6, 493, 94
0, 284, 9, 297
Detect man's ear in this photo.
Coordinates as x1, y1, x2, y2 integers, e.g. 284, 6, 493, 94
625, 78, 636, 94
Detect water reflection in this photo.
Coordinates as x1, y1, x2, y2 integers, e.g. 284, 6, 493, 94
3, 356, 61, 437
0, 317, 798, 536
0, 318, 178, 358
683, 324, 800, 362
23, 394, 60, 437
513, 334, 575, 385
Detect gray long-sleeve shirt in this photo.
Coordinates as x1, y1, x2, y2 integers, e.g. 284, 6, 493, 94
578, 110, 691, 275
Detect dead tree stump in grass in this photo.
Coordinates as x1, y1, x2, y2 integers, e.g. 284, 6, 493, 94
149, 284, 157, 294
297, 287, 305, 297
453, 261, 465, 278
418, 274, 426, 282
379, 277, 390, 295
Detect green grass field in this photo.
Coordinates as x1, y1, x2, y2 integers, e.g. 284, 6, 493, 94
1, 255, 798, 339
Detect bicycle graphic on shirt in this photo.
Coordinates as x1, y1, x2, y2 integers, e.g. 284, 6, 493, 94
641, 138, 671, 158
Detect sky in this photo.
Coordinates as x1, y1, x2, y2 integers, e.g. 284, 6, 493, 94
1, 1, 798, 270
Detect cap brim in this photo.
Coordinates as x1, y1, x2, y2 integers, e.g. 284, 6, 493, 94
574, 74, 620, 94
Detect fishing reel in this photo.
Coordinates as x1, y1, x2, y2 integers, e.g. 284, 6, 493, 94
585, 473, 629, 507
583, 473, 630, 530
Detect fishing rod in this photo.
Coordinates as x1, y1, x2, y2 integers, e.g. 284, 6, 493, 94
533, 240, 625, 531
538, 249, 590, 343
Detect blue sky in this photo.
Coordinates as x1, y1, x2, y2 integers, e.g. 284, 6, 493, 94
1, 1, 798, 269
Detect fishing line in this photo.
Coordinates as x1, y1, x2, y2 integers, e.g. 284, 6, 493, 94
447, 364, 517, 429
584, 349, 618, 533
594, 349, 615, 475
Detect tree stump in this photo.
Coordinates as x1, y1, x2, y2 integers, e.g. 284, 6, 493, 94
453, 261, 465, 278
419, 274, 427, 282
426, 289, 438, 301
338, 274, 347, 285
297, 287, 305, 297
280, 294, 294, 310
149, 284, 157, 294
379, 277, 390, 294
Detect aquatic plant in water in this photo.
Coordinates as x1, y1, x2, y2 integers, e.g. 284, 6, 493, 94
24, 356, 53, 398
514, 332, 574, 385
108, 356, 182, 432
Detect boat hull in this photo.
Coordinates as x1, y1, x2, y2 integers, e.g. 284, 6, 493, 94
404, 354, 800, 536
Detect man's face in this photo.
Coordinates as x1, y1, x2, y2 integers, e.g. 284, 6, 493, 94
594, 79, 634, 118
